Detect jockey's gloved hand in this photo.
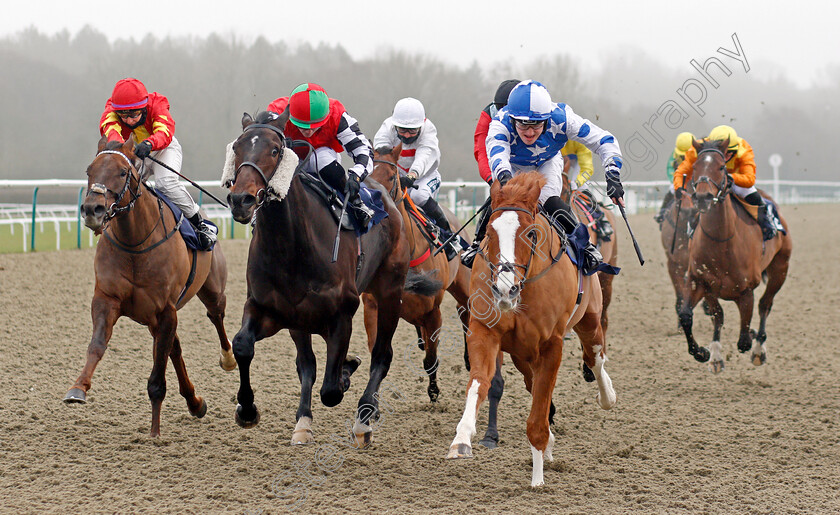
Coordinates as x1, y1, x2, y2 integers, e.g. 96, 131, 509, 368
399, 172, 417, 190
497, 170, 513, 187
605, 165, 624, 202
675, 187, 685, 201
134, 140, 152, 159
345, 173, 362, 199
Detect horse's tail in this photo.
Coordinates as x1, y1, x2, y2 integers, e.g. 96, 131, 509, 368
404, 269, 443, 297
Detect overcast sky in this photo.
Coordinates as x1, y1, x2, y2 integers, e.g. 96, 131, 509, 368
2, 0, 837, 88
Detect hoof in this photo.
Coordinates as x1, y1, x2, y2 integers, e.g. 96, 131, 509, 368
351, 431, 372, 449
478, 436, 498, 449
235, 404, 260, 428
63, 388, 87, 404
428, 383, 440, 403
751, 353, 767, 366
693, 347, 711, 363
190, 397, 208, 418
219, 349, 237, 371
291, 429, 315, 445
446, 443, 473, 459
709, 360, 725, 374
582, 363, 595, 382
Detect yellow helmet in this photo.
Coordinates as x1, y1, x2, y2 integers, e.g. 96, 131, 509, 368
708, 125, 740, 152
674, 132, 695, 156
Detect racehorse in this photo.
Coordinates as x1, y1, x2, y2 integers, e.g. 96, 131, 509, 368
366, 145, 472, 402
446, 172, 616, 487
66, 137, 235, 437
678, 138, 792, 372
225, 111, 427, 447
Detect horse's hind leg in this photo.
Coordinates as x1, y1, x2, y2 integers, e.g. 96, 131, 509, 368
706, 296, 726, 374
197, 281, 235, 371
290, 330, 316, 445
64, 294, 120, 404
421, 311, 443, 402
734, 289, 756, 355
575, 312, 615, 410
679, 283, 711, 362
148, 306, 178, 437
526, 336, 564, 487
169, 333, 207, 418
598, 272, 615, 334
479, 352, 504, 449
753, 250, 791, 365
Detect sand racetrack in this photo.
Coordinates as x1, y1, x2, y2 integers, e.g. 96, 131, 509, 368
0, 203, 838, 514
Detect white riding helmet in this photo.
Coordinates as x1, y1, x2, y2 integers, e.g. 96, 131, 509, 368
506, 80, 554, 121
391, 97, 426, 128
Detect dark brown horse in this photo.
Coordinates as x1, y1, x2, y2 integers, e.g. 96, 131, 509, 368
65, 137, 235, 437
679, 138, 792, 372
366, 145, 472, 402
446, 173, 616, 487
225, 111, 426, 447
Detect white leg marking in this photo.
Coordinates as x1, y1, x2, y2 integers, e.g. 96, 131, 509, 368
220, 343, 237, 371
593, 352, 616, 410
531, 445, 545, 487
491, 212, 520, 296
290, 416, 314, 445
447, 379, 480, 457
750, 339, 767, 366
545, 430, 555, 462
708, 340, 724, 374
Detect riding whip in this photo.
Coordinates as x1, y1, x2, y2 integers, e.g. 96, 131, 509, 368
432, 195, 492, 257
670, 193, 682, 254
145, 155, 229, 208
617, 203, 645, 266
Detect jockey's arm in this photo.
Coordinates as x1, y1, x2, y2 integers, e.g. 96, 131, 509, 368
336, 111, 373, 179
372, 119, 396, 152
730, 140, 757, 188
485, 118, 514, 181
673, 148, 696, 190
407, 122, 441, 179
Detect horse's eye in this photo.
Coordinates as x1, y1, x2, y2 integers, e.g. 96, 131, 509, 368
120, 169, 127, 177
272, 147, 279, 157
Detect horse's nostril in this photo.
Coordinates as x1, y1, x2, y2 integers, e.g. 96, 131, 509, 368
93, 205, 105, 216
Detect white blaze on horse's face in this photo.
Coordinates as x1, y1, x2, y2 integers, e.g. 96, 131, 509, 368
250, 134, 259, 147
491, 211, 520, 299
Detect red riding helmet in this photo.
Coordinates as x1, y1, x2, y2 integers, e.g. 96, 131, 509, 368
111, 78, 149, 110
288, 83, 331, 129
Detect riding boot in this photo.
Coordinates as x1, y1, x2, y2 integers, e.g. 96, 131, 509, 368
460, 203, 491, 268
654, 190, 674, 223
745, 192, 776, 241
422, 198, 458, 261
322, 161, 373, 228
595, 214, 613, 242
544, 196, 602, 273
188, 213, 218, 251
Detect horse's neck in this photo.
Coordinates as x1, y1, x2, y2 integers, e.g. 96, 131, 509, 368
109, 187, 163, 243
398, 197, 429, 258
699, 196, 736, 241
256, 178, 313, 259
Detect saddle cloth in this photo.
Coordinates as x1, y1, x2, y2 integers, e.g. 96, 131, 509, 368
149, 188, 218, 251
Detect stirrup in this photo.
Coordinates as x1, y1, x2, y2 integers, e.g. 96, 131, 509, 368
460, 243, 479, 268
196, 221, 218, 250
582, 243, 602, 273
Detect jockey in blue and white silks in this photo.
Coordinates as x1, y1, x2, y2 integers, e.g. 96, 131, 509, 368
480, 80, 627, 273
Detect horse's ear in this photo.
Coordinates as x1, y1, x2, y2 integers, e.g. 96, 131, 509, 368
528, 175, 546, 207
122, 138, 135, 157
392, 143, 402, 161
692, 137, 703, 151
97, 135, 108, 153
490, 178, 502, 209
242, 112, 254, 130
276, 108, 291, 130
719, 137, 730, 152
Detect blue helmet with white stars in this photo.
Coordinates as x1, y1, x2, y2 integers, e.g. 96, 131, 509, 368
506, 80, 553, 121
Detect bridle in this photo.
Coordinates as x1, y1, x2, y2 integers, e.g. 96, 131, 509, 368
373, 158, 403, 203
691, 147, 732, 209
87, 150, 142, 221
229, 123, 287, 206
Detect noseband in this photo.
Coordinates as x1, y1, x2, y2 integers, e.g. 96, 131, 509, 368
373, 158, 402, 202
230, 123, 287, 206
691, 147, 732, 207
486, 206, 537, 290
87, 150, 142, 220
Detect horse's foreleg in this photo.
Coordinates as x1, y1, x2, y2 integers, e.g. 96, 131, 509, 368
679, 282, 710, 363
148, 306, 177, 437
526, 337, 564, 487
479, 352, 504, 449
422, 311, 443, 403
64, 294, 120, 403
197, 285, 235, 371
447, 326, 499, 460
575, 311, 615, 410
361, 293, 379, 354
705, 296, 726, 374
735, 289, 755, 354
598, 272, 615, 335
289, 330, 316, 445
232, 301, 280, 429
169, 334, 207, 418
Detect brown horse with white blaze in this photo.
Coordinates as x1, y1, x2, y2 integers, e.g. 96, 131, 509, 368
446, 172, 616, 487
65, 137, 235, 437
365, 145, 472, 402
679, 138, 792, 372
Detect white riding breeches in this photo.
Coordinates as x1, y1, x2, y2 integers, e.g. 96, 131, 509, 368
144, 137, 199, 218
511, 153, 565, 204
407, 169, 442, 206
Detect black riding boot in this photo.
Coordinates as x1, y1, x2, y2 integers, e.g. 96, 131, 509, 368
654, 190, 674, 223
188, 212, 217, 251
745, 192, 776, 241
422, 198, 458, 261
322, 161, 373, 228
460, 203, 491, 268
544, 196, 602, 273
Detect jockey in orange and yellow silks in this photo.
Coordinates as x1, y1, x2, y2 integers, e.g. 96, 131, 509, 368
654, 131, 694, 223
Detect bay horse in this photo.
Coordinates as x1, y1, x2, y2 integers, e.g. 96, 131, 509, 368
366, 145, 472, 402
225, 111, 425, 447
65, 137, 235, 437
679, 138, 792, 372
446, 172, 616, 487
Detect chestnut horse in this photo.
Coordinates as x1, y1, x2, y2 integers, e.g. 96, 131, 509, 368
446, 173, 616, 487
366, 145, 472, 402
225, 111, 423, 447
679, 138, 792, 372
65, 138, 235, 437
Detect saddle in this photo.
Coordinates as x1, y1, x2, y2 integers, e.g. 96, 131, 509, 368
536, 206, 620, 277
732, 195, 786, 234
402, 196, 468, 257
148, 187, 217, 252
298, 172, 388, 235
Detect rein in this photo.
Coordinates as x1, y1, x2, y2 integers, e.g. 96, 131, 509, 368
691, 147, 736, 242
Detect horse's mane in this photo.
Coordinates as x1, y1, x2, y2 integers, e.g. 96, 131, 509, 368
374, 146, 393, 155
698, 138, 727, 153
494, 172, 545, 211
104, 140, 124, 151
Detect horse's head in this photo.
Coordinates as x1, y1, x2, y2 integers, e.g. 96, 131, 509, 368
484, 172, 546, 312
371, 144, 402, 201
226, 110, 290, 223
82, 137, 142, 232
691, 137, 731, 213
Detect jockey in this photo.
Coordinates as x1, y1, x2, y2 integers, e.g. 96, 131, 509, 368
485, 80, 625, 273
268, 83, 375, 227
373, 97, 458, 260
561, 140, 613, 241
100, 78, 217, 250
462, 79, 520, 266
654, 131, 694, 223
674, 125, 777, 240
